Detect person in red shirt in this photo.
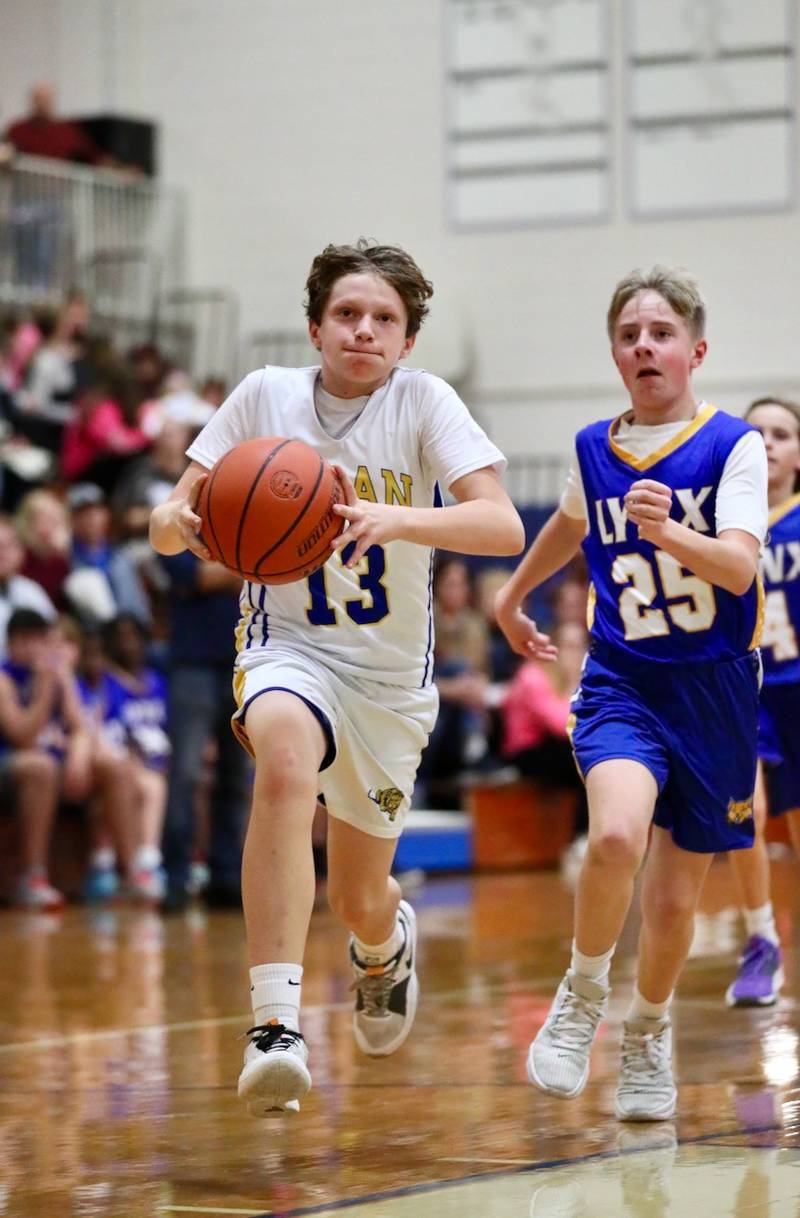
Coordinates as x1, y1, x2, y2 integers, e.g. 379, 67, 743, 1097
1, 82, 106, 165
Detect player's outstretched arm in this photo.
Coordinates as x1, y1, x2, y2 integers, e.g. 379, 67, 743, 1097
494, 508, 586, 660
625, 478, 759, 595
149, 461, 212, 560
330, 465, 524, 566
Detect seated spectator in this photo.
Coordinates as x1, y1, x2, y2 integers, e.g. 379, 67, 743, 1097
16, 292, 89, 453
73, 624, 138, 900
0, 609, 76, 909
60, 366, 153, 490
416, 557, 490, 808
0, 515, 56, 656
65, 483, 150, 625
106, 614, 170, 901
15, 488, 72, 608
501, 620, 589, 825
199, 376, 227, 410
111, 417, 191, 539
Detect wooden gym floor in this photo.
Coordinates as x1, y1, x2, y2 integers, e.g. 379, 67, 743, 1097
1, 858, 799, 1217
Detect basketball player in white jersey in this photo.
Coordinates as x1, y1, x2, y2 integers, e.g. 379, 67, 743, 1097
149, 240, 524, 1114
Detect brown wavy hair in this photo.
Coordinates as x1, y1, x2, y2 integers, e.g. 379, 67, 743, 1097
304, 239, 433, 337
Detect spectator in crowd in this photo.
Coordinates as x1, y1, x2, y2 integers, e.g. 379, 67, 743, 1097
0, 608, 77, 909
501, 619, 588, 796
60, 365, 154, 490
15, 488, 71, 608
73, 623, 137, 900
111, 417, 191, 539
0, 515, 56, 655
17, 292, 90, 452
416, 557, 490, 807
127, 342, 169, 406
0, 83, 107, 166
1, 308, 44, 393
158, 550, 251, 911
66, 483, 150, 625
107, 613, 170, 902
199, 377, 227, 410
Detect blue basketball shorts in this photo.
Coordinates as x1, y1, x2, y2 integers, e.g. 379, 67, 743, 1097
569, 639, 759, 853
758, 681, 800, 816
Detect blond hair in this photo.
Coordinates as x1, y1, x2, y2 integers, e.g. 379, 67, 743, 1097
607, 266, 706, 341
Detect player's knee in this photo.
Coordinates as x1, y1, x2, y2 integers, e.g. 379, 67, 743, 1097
644, 888, 694, 934
252, 746, 316, 808
587, 826, 643, 871
15, 749, 58, 784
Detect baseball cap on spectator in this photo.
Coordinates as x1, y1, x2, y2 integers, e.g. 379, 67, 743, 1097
67, 482, 106, 511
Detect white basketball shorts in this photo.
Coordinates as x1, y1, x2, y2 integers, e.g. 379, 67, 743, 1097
232, 646, 438, 838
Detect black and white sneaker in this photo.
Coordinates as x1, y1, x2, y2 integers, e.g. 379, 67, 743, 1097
350, 899, 418, 1056
237, 1022, 310, 1115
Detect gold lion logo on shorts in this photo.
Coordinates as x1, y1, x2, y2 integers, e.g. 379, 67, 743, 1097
727, 797, 754, 825
368, 787, 404, 822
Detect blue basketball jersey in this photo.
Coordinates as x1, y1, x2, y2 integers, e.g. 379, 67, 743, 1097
577, 405, 762, 663
0, 660, 68, 759
759, 493, 800, 685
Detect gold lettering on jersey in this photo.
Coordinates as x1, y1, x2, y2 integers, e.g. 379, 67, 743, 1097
675, 486, 712, 532
382, 469, 413, 507
726, 796, 754, 825
354, 467, 378, 502
761, 542, 800, 585
354, 465, 414, 506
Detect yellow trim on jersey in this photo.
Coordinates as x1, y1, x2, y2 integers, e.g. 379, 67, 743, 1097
586, 582, 596, 630
768, 490, 800, 527
607, 403, 717, 471
749, 573, 765, 651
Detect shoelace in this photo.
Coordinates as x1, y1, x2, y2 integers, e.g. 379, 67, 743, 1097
349, 960, 400, 1017
740, 938, 778, 975
620, 1029, 669, 1084
246, 1023, 305, 1053
550, 988, 605, 1051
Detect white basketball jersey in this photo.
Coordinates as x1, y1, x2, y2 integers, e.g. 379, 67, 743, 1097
186, 365, 506, 687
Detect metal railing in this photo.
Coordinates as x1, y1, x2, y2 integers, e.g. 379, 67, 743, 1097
0, 153, 185, 308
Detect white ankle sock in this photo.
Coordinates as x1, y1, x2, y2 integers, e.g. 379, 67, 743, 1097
743, 902, 780, 946
249, 963, 302, 1030
571, 941, 615, 986
627, 985, 672, 1022
353, 916, 404, 965
133, 845, 162, 871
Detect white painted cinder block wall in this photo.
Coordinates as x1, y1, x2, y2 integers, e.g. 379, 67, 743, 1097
1, 0, 799, 458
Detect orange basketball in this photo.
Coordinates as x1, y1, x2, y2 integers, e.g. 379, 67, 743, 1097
196, 437, 345, 584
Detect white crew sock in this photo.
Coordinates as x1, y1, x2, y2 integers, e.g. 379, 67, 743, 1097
743, 901, 780, 946
90, 847, 116, 871
133, 844, 162, 872
353, 916, 404, 965
571, 941, 615, 987
627, 984, 672, 1022
249, 963, 303, 1031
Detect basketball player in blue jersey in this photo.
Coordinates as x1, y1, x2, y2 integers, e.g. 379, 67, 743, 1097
495, 266, 767, 1121
149, 241, 524, 1114
724, 397, 800, 1006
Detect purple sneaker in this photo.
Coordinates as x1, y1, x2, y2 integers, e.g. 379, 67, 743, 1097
725, 935, 784, 1007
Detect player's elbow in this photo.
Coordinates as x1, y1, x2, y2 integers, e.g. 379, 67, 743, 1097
499, 512, 526, 556
725, 564, 758, 597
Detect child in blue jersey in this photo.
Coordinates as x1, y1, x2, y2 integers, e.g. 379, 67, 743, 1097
496, 266, 767, 1121
107, 613, 170, 902
725, 397, 800, 1006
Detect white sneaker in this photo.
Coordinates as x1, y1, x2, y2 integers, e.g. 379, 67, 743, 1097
350, 899, 418, 1057
16, 872, 65, 912
615, 1016, 677, 1121
527, 970, 609, 1098
237, 1022, 310, 1116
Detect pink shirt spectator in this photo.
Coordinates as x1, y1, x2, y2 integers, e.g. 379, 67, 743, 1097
501, 663, 572, 758
61, 397, 150, 481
